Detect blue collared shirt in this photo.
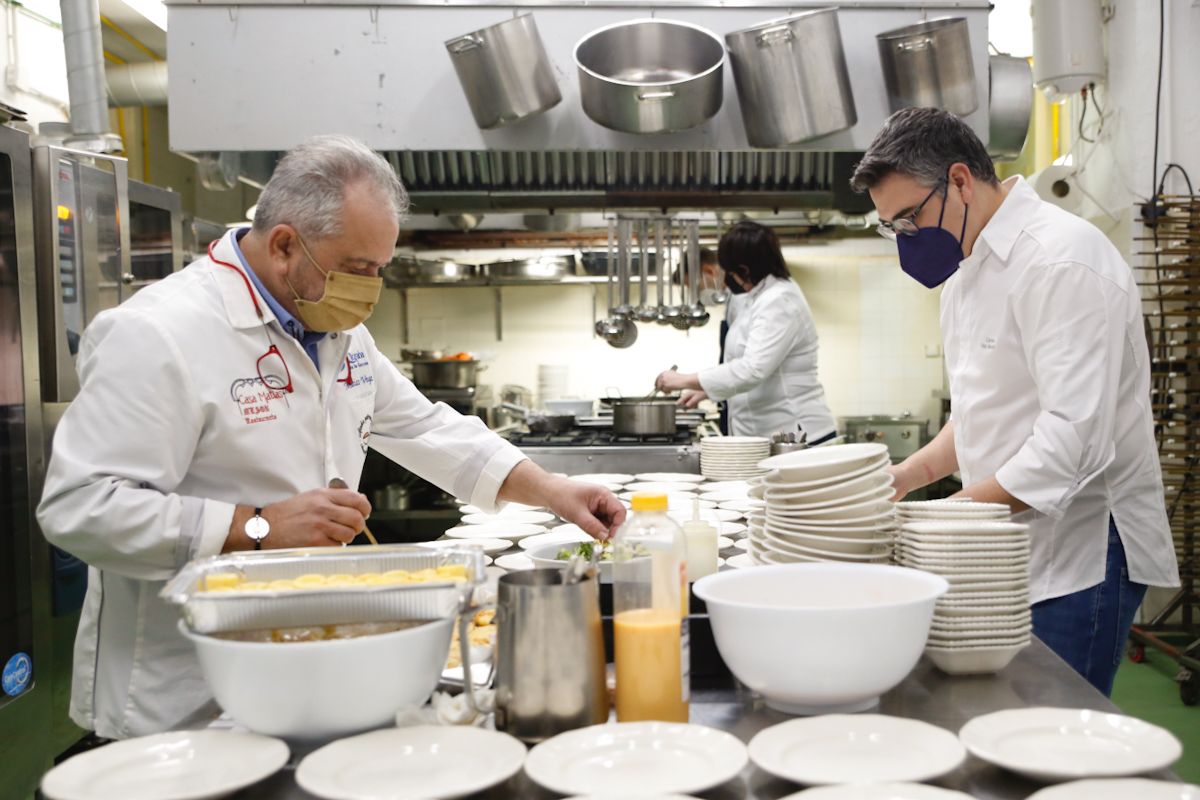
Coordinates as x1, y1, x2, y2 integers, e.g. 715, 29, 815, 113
232, 227, 324, 370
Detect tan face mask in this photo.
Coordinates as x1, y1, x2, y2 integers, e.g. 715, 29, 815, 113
285, 234, 383, 332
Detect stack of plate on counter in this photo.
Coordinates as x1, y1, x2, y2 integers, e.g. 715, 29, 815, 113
537, 363, 569, 403
895, 501, 1032, 675
744, 443, 896, 566
700, 436, 771, 480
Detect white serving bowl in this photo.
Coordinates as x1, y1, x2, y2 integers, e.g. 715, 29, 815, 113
693, 564, 948, 714
180, 617, 454, 740
528, 543, 614, 582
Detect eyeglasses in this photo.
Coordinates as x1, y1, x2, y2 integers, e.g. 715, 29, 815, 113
257, 343, 294, 394
876, 182, 945, 240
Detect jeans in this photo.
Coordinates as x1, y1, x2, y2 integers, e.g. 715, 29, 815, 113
1031, 517, 1147, 697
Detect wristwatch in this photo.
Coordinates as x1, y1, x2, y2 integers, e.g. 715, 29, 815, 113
245, 507, 270, 550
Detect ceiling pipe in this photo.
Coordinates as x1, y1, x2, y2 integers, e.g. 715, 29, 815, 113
106, 62, 168, 107
59, 0, 122, 152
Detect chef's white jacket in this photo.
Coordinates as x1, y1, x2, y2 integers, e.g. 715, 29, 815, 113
699, 275, 836, 440
36, 229, 527, 739
943, 176, 1179, 603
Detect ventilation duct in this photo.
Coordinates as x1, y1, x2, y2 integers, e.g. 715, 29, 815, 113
107, 62, 168, 107
59, 0, 122, 152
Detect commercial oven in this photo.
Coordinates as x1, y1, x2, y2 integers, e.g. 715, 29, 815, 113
0, 122, 54, 799
32, 145, 131, 404
128, 177, 183, 283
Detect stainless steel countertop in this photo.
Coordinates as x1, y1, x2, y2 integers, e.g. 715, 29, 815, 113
225, 639, 1178, 799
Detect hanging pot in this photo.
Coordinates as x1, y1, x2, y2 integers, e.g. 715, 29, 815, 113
725, 8, 857, 147
574, 19, 724, 134
988, 54, 1034, 161
446, 14, 562, 130
877, 17, 978, 116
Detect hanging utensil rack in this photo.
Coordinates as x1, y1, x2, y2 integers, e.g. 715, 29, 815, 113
1131, 192, 1200, 706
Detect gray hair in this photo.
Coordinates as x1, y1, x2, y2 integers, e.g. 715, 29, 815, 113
849, 107, 998, 193
253, 134, 409, 239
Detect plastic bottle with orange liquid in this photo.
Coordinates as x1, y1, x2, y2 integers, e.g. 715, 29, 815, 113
612, 493, 690, 722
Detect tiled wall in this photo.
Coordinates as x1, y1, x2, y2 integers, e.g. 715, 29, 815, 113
367, 236, 947, 435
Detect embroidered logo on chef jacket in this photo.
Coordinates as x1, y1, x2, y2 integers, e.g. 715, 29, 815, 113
229, 378, 288, 425
339, 349, 374, 391
981, 336, 998, 350
358, 414, 372, 453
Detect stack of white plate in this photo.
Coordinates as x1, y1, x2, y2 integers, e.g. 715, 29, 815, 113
745, 443, 895, 566
700, 436, 771, 480
895, 514, 1031, 675
537, 363, 569, 404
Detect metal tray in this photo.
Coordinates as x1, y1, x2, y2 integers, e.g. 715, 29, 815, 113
161, 545, 484, 634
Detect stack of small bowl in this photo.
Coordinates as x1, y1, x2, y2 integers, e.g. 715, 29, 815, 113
700, 436, 771, 481
746, 443, 895, 566
896, 501, 1031, 675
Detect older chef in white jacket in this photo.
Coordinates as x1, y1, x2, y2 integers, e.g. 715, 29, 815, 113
656, 221, 837, 443
851, 108, 1179, 695
37, 135, 625, 739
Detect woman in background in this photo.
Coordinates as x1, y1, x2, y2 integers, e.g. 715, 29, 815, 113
656, 221, 836, 443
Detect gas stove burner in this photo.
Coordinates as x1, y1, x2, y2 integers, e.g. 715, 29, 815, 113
506, 427, 693, 447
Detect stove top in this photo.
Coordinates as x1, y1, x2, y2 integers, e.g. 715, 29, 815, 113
506, 428, 694, 447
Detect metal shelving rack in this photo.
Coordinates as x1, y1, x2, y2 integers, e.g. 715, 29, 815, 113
1131, 193, 1200, 705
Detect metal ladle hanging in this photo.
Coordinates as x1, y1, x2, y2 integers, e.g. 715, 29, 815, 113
609, 218, 638, 348
634, 219, 658, 323
596, 218, 626, 344
686, 220, 710, 328
671, 221, 692, 330
663, 219, 686, 328
653, 219, 670, 325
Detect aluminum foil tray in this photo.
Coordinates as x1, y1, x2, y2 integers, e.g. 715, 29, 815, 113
161, 545, 483, 634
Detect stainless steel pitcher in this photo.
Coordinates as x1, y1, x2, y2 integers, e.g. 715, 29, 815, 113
493, 569, 608, 742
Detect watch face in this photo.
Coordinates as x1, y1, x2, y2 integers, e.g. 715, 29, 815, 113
245, 515, 270, 542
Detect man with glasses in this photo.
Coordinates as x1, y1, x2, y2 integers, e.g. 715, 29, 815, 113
850, 107, 1178, 695
37, 135, 627, 739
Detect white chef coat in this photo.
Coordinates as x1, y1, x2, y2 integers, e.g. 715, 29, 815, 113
36, 229, 527, 739
942, 175, 1179, 604
699, 274, 836, 440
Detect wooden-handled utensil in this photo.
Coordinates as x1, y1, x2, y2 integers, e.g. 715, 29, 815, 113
329, 477, 379, 545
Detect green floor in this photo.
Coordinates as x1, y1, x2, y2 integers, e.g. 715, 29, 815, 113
1111, 647, 1200, 784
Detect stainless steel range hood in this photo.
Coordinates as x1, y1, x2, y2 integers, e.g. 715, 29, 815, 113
164, 0, 991, 213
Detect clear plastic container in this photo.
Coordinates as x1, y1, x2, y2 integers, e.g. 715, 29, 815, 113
612, 493, 690, 722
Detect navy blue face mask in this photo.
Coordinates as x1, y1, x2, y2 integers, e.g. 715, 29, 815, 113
896, 184, 969, 289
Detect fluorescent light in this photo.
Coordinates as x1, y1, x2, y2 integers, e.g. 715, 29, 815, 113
119, 0, 167, 31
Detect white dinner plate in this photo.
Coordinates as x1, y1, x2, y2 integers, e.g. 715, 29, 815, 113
896, 500, 1009, 512
570, 473, 634, 485
716, 535, 735, 549
635, 472, 705, 483
702, 435, 771, 445
733, 539, 750, 551
719, 499, 766, 513
901, 521, 1030, 537
460, 502, 543, 515
446, 522, 545, 541
41, 730, 289, 800
494, 553, 535, 571
417, 537, 513, 556
625, 481, 699, 494
519, 529, 594, 551
297, 726, 526, 800
958, 708, 1183, 781
726, 553, 759, 568
1027, 779, 1200, 800
525, 722, 748, 796
759, 443, 889, 477
697, 481, 751, 493
761, 454, 890, 491
766, 478, 894, 511
782, 784, 975, 800
463, 510, 556, 526
668, 508, 743, 524
749, 715, 966, 786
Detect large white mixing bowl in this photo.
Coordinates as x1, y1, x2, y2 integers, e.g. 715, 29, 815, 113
179, 617, 454, 740
693, 563, 947, 714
